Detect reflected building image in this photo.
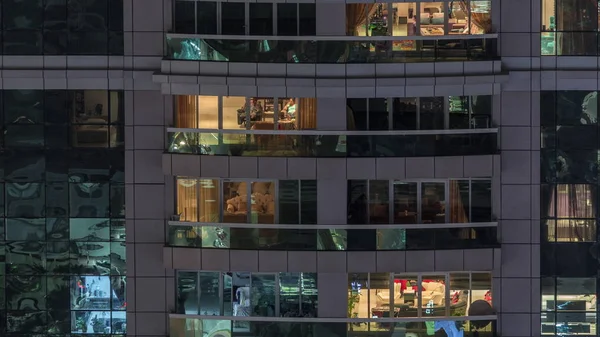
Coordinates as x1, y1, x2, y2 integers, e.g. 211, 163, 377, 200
0, 0, 592, 337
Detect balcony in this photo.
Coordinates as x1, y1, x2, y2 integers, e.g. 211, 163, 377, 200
170, 315, 497, 337
167, 128, 498, 158
168, 221, 498, 251
165, 33, 498, 63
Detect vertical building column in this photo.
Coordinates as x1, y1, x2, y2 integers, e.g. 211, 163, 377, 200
127, 0, 170, 336
498, 90, 540, 337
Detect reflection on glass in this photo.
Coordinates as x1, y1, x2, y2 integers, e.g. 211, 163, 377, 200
449, 274, 469, 316
251, 274, 276, 317
421, 182, 446, 223
166, 36, 497, 63
369, 180, 390, 224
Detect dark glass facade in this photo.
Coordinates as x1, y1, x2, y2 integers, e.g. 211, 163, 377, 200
540, 91, 600, 335
0, 90, 126, 335
1, 0, 124, 55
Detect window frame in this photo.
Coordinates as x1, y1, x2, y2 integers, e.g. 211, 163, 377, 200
348, 178, 493, 224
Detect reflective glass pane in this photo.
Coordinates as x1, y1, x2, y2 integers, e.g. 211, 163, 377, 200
300, 180, 317, 224
199, 272, 220, 315
221, 3, 245, 35
421, 182, 445, 223
279, 180, 299, 224
69, 182, 110, 217
6, 182, 45, 217
251, 274, 276, 317
3, 0, 43, 29
177, 272, 198, 314
250, 3, 273, 35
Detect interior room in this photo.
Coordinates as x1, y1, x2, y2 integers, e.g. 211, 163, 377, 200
544, 184, 596, 242
175, 178, 276, 224
175, 95, 317, 131
70, 276, 126, 334
348, 272, 493, 328
347, 0, 491, 50
541, 277, 597, 335
70, 90, 123, 148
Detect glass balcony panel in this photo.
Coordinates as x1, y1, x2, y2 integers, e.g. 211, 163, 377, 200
165, 36, 497, 63
167, 130, 498, 157
168, 224, 498, 250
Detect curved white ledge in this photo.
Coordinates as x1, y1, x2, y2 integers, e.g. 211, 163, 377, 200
167, 127, 499, 136
168, 32, 499, 42
168, 220, 498, 230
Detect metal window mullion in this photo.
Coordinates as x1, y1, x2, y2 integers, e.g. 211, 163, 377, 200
416, 97, 421, 130
417, 275, 422, 317
219, 272, 224, 315
217, 2, 222, 35
444, 96, 450, 130
467, 0, 472, 35
298, 180, 302, 224
444, 1, 449, 36
445, 273, 450, 316
275, 180, 280, 224
469, 180, 473, 221
296, 3, 300, 35
298, 273, 303, 315
245, 97, 251, 130
197, 272, 202, 314
388, 180, 394, 224
417, 182, 422, 223
445, 181, 450, 223
247, 180, 252, 223
388, 97, 393, 130
275, 273, 281, 317
219, 180, 224, 222
245, 2, 250, 35
194, 1, 198, 34
366, 180, 371, 224
218, 96, 224, 130
196, 179, 201, 223
274, 97, 279, 129
415, 2, 421, 37
273, 3, 277, 36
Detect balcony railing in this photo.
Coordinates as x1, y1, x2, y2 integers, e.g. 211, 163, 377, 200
170, 315, 497, 337
168, 221, 498, 251
165, 33, 499, 63
166, 128, 498, 158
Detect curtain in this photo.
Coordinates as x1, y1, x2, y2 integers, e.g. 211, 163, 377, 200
177, 178, 198, 222
550, 184, 595, 218
449, 181, 469, 223
199, 179, 219, 222
458, 0, 492, 33
552, 220, 596, 242
298, 98, 317, 129
176, 95, 198, 128
346, 4, 375, 35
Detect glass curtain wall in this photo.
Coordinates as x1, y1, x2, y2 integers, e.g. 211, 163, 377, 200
541, 0, 600, 55
173, 1, 316, 36
348, 96, 493, 130
540, 91, 600, 335
1, 0, 124, 55
0, 90, 126, 335
176, 271, 318, 318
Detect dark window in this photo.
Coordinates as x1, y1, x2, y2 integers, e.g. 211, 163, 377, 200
249, 3, 273, 35
197, 2, 217, 34
221, 3, 245, 35
277, 4, 297, 36
298, 4, 316, 35
3, 0, 44, 30
174, 0, 195, 33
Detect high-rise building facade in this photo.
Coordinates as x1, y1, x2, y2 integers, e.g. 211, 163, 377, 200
1, 0, 593, 337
